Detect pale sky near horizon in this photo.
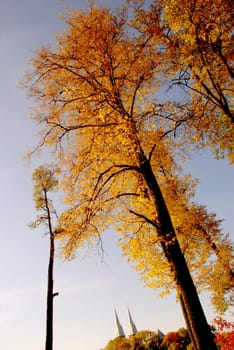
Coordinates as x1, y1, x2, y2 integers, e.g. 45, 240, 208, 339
0, 1, 233, 350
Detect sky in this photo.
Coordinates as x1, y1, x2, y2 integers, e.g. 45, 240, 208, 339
0, 1, 233, 350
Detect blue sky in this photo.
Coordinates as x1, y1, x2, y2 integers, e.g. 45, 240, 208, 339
0, 1, 233, 350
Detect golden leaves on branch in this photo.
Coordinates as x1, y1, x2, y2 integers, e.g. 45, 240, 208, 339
23, 3, 234, 312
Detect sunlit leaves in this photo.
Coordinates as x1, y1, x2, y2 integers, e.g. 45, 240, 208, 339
30, 164, 59, 229
119, 171, 234, 311
163, 0, 234, 160
24, 4, 233, 316
129, 0, 234, 161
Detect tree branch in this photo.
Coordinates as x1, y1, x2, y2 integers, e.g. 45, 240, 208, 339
129, 209, 160, 231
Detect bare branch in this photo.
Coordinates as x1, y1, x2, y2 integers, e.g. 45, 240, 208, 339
129, 209, 160, 231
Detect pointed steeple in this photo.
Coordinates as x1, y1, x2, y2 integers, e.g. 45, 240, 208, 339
157, 329, 165, 340
127, 308, 137, 335
114, 309, 125, 337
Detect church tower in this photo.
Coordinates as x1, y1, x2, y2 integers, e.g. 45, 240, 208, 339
114, 309, 125, 337
127, 308, 137, 336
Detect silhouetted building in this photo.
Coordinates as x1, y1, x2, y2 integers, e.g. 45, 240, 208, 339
114, 309, 125, 337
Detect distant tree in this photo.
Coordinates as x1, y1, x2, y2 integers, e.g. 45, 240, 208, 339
178, 328, 192, 349
161, 328, 191, 350
134, 330, 161, 349
30, 165, 59, 350
104, 336, 131, 350
104, 331, 161, 350
213, 318, 234, 350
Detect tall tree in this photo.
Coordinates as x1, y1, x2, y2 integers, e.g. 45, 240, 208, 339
31, 165, 59, 350
23, 7, 220, 349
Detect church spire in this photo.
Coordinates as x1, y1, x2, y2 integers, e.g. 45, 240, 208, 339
127, 308, 137, 335
114, 309, 125, 337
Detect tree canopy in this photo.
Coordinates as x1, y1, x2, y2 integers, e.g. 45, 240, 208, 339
130, 0, 234, 161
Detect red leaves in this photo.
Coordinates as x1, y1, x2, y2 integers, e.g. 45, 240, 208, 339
214, 318, 234, 350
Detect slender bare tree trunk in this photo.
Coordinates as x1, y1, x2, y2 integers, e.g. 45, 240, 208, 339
44, 190, 55, 350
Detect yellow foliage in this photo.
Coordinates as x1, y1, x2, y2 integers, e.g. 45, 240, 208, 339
23, 4, 234, 313
130, 0, 234, 161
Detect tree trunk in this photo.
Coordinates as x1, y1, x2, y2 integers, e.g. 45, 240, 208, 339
45, 237, 54, 350
44, 190, 55, 350
140, 157, 218, 350
179, 293, 198, 350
